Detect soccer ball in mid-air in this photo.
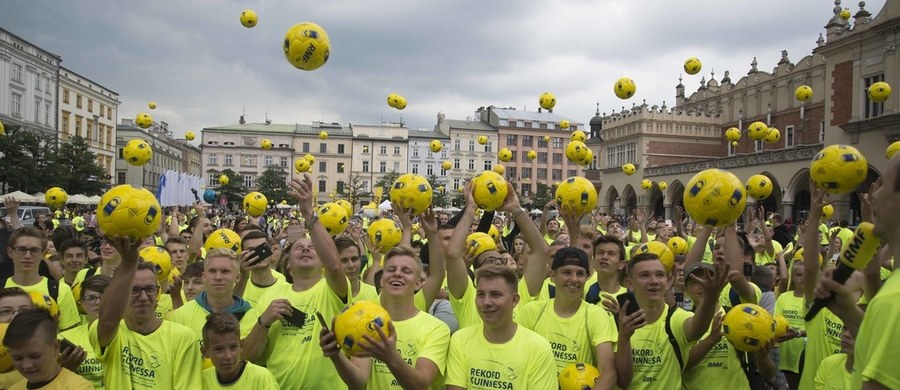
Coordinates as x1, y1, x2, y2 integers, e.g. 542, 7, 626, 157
614, 77, 636, 99
202, 189, 217, 203
683, 169, 747, 227
45, 187, 68, 209
795, 85, 813, 102
28, 292, 59, 319
304, 154, 315, 163
635, 241, 675, 273
492, 164, 505, 175
367, 218, 402, 253
641, 179, 653, 190
390, 174, 433, 215
295, 159, 309, 174
558, 362, 600, 390
747, 122, 769, 141
565, 141, 589, 164
334, 301, 392, 356
683, 57, 702, 75
97, 185, 162, 242
318, 202, 350, 235
810, 144, 868, 194
764, 128, 781, 144
243, 192, 268, 217
725, 127, 741, 143
471, 171, 508, 211
570, 130, 586, 142
218, 175, 229, 185
319, 131, 328, 140
123, 139, 153, 166
723, 303, 775, 352
667, 237, 688, 255
394, 96, 407, 110
498, 148, 513, 162
387, 93, 402, 108
205, 229, 241, 252
140, 246, 173, 283
821, 204, 834, 220
185, 131, 195, 141
539, 92, 556, 110
148, 102, 157, 110
658, 181, 668, 191
135, 113, 153, 129
466, 232, 496, 257
554, 177, 597, 215
240, 9, 258, 28
335, 199, 353, 217
429, 140, 443, 153
283, 22, 331, 71
559, 120, 570, 129
772, 314, 790, 339
887, 141, 900, 160
477, 136, 488, 145
745, 174, 773, 200
527, 150, 537, 161
261, 139, 273, 149
867, 81, 892, 103
622, 163, 636, 175
441, 160, 452, 170
577, 148, 593, 167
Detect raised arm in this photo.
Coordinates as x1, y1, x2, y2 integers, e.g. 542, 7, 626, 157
803, 182, 826, 304
5, 198, 21, 229
683, 261, 731, 342
189, 203, 206, 261
97, 236, 142, 348
723, 224, 757, 303
445, 181, 477, 299
290, 174, 348, 299
758, 208, 775, 257
419, 208, 444, 309
394, 203, 414, 247
684, 225, 712, 269
502, 183, 550, 297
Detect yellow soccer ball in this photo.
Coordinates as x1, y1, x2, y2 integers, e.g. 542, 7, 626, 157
765, 128, 781, 144
148, 102, 157, 110
205, 229, 241, 253
140, 246, 173, 284
45, 187, 68, 209
240, 9, 258, 28
539, 92, 557, 110
867, 81, 892, 103
641, 179, 653, 190
795, 85, 813, 102
748, 121, 770, 141
0, 121, 4, 136
429, 140, 443, 153
810, 144, 868, 194
558, 362, 600, 390
97, 185, 162, 242
667, 237, 688, 255
0, 324, 13, 373
441, 160, 452, 170
367, 218, 402, 253
283, 22, 331, 71
387, 93, 402, 108
335, 199, 353, 217
578, 148, 594, 167
123, 139, 153, 166
334, 301, 392, 356
559, 120, 570, 129
887, 141, 900, 160
477, 136, 488, 145
554, 177, 597, 216
185, 131, 195, 141
389, 174, 433, 215
303, 154, 315, 164
466, 232, 497, 257
732, 141, 739, 147
135, 113, 153, 129
471, 171, 508, 211
28, 292, 59, 319
543, 136, 551, 142
261, 139, 273, 149
723, 303, 775, 352
822, 204, 834, 220
745, 174, 773, 200
498, 148, 512, 162
570, 130, 587, 143
622, 163, 636, 175
658, 181, 668, 191
527, 150, 538, 161
318, 202, 350, 235
683, 57, 702, 75
614, 77, 636, 100
636, 241, 675, 273
839, 8, 851, 20
243, 192, 268, 217
773, 314, 790, 339
395, 96, 407, 110
319, 131, 328, 140
218, 174, 230, 186
493, 164, 505, 175
683, 169, 748, 227
725, 127, 741, 143
565, 141, 589, 164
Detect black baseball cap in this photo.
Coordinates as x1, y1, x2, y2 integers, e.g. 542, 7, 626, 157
683, 263, 714, 284
551, 247, 591, 273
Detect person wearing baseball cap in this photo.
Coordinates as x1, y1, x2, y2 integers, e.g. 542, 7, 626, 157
518, 246, 618, 388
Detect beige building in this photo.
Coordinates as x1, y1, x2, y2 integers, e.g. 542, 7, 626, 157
435, 113, 498, 192
351, 122, 409, 201
295, 122, 354, 203
116, 119, 192, 193
58, 67, 119, 181
0, 27, 59, 139
408, 126, 451, 185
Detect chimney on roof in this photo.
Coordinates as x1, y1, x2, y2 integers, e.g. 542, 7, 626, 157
239, 115, 245, 125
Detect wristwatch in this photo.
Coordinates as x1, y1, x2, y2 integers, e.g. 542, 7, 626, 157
304, 212, 319, 229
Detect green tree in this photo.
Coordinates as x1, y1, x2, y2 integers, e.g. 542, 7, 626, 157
451, 191, 465, 208
373, 170, 401, 202
56, 135, 107, 195
426, 174, 449, 208
214, 169, 248, 210
255, 165, 290, 206
0, 125, 61, 194
532, 182, 553, 210
339, 173, 371, 210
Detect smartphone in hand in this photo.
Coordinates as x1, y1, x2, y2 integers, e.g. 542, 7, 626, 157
247, 243, 273, 267
286, 306, 307, 328
616, 291, 641, 317
315, 311, 329, 331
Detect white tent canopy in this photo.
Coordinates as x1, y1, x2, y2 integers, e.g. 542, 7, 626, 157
31, 192, 46, 204
0, 191, 38, 203
88, 195, 102, 204
378, 200, 392, 211
68, 194, 92, 205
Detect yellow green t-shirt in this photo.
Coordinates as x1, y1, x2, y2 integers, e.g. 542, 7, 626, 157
242, 278, 290, 307
448, 279, 525, 329
814, 353, 851, 390
800, 308, 844, 390
8, 368, 92, 390
351, 282, 379, 304
445, 324, 556, 389
818, 223, 829, 246
517, 299, 617, 374
253, 279, 347, 389
200, 362, 278, 389
774, 292, 806, 373
4, 277, 80, 330
89, 320, 203, 390
682, 308, 750, 390
627, 305, 694, 390
754, 240, 784, 265
852, 270, 900, 389
718, 283, 762, 310
367, 311, 450, 390
166, 299, 256, 349
60, 323, 105, 389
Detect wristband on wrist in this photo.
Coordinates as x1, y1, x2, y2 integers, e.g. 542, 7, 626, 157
512, 208, 527, 220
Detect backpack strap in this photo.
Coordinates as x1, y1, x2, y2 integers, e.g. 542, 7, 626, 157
728, 287, 742, 311
664, 305, 684, 371
46, 278, 59, 302
86, 267, 98, 279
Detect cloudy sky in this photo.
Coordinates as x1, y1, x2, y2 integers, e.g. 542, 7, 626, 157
1, 0, 886, 140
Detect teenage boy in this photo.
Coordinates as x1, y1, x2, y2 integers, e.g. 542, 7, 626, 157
201, 312, 278, 389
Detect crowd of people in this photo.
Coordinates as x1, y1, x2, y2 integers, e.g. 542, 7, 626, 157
0, 155, 895, 389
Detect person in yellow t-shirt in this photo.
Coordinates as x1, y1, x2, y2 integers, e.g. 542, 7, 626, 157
0, 287, 37, 388
774, 260, 807, 390
236, 231, 290, 307
181, 262, 205, 301
90, 241, 202, 390
241, 174, 350, 389
167, 249, 256, 349
335, 237, 379, 303
163, 237, 190, 274
445, 265, 556, 389
4, 227, 80, 331
320, 246, 450, 389
614, 253, 730, 390
518, 247, 618, 389
200, 312, 278, 389
813, 326, 854, 390
61, 275, 110, 388
445, 181, 550, 329
3, 309, 92, 390
585, 235, 628, 306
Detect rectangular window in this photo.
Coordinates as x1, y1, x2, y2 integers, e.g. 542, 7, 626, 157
264, 156, 273, 166
454, 159, 460, 169
468, 160, 475, 170
755, 139, 764, 152
63, 90, 70, 104
75, 115, 82, 136
338, 144, 345, 154
454, 140, 461, 150
117, 172, 127, 185
521, 151, 529, 163
485, 142, 492, 153
88, 99, 93, 113
363, 161, 370, 172
539, 123, 547, 129
553, 153, 562, 163
76, 95, 82, 109
507, 134, 518, 145
10, 93, 22, 117
280, 157, 288, 167
522, 167, 532, 178
508, 167, 517, 179
728, 141, 736, 156
510, 151, 517, 162
863, 74, 885, 119
819, 121, 826, 143
568, 169, 577, 177
11, 64, 22, 82
525, 122, 532, 129
393, 162, 400, 171
243, 155, 254, 166
107, 107, 112, 120
34, 75, 41, 91
303, 142, 310, 153
319, 161, 327, 173
412, 163, 419, 174
61, 113, 70, 135
320, 143, 327, 153
380, 146, 387, 155
244, 175, 254, 188
44, 102, 50, 125
552, 169, 562, 180
538, 152, 548, 163
484, 160, 492, 171
413, 148, 419, 158
426, 164, 434, 176
538, 137, 548, 148
34, 98, 40, 122
225, 154, 233, 165
337, 181, 345, 193
469, 140, 475, 151
522, 136, 533, 147
553, 138, 563, 149
337, 162, 345, 173
537, 168, 547, 180
394, 146, 400, 155
379, 161, 386, 173
85, 119, 93, 140
785, 125, 795, 147
319, 180, 327, 193
208, 154, 218, 165
453, 179, 461, 191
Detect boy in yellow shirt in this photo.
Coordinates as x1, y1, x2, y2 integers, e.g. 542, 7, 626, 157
201, 312, 277, 389
3, 309, 91, 389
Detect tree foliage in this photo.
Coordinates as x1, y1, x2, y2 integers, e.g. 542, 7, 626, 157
57, 135, 107, 195
426, 174, 449, 208
531, 182, 554, 210
255, 165, 290, 206
339, 173, 370, 210
214, 169, 248, 210
0, 126, 107, 195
